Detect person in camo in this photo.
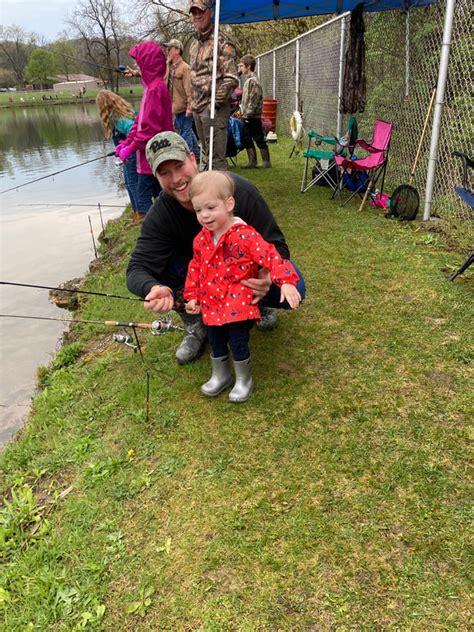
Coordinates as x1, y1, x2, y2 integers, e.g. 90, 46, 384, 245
188, 0, 239, 170
238, 54, 272, 169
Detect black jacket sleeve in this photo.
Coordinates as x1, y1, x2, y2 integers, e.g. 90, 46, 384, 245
126, 198, 178, 299
231, 174, 290, 260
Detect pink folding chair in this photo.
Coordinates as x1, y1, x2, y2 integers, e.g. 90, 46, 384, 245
334, 119, 393, 209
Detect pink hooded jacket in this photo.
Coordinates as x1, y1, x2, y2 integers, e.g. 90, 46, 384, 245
123, 42, 173, 174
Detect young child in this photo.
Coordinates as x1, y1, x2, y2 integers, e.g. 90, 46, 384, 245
96, 90, 139, 221
184, 171, 301, 403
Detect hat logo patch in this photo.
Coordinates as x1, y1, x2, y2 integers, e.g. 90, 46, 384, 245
150, 138, 172, 153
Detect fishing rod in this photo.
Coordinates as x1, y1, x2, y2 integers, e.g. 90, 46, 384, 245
0, 152, 115, 195
23, 203, 125, 208
1, 312, 182, 423
36, 43, 127, 75
0, 281, 151, 304
0, 313, 183, 335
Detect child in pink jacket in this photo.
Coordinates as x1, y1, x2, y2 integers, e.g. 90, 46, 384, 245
184, 171, 301, 403
116, 41, 173, 218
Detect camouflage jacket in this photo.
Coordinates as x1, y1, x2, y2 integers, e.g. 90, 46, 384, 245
189, 25, 238, 113
241, 72, 263, 118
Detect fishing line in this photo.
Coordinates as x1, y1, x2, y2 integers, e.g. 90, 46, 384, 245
0, 281, 150, 303
1, 312, 181, 421
0, 152, 115, 195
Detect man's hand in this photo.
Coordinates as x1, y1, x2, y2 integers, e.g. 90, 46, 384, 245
144, 285, 174, 313
241, 269, 271, 304
186, 108, 193, 117
185, 299, 201, 315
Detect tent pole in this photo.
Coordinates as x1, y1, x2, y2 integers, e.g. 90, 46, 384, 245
423, 0, 455, 221
336, 14, 348, 137
208, 0, 221, 171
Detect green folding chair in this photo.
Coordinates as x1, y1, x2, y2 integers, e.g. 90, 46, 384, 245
301, 116, 358, 194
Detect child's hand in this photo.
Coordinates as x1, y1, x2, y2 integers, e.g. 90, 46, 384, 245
185, 300, 201, 315
280, 284, 301, 309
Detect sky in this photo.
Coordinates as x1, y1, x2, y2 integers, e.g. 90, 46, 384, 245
1, 0, 77, 41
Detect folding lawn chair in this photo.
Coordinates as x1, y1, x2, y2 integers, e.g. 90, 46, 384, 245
448, 150, 473, 281
301, 116, 358, 193
333, 119, 393, 208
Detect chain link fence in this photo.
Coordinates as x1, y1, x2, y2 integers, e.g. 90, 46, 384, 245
257, 0, 473, 248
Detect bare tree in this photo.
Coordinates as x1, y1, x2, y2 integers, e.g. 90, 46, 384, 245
133, 0, 194, 49
0, 25, 37, 85
69, 0, 125, 90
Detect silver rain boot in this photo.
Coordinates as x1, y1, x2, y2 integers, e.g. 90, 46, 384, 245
175, 312, 207, 365
255, 306, 278, 332
229, 357, 254, 403
201, 355, 233, 397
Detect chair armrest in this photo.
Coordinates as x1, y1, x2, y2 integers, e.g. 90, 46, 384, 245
308, 130, 337, 145
357, 139, 379, 153
453, 150, 474, 190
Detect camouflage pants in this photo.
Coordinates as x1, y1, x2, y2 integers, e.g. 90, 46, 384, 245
193, 103, 230, 171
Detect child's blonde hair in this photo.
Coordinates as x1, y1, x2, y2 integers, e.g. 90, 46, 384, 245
189, 170, 235, 202
95, 90, 135, 140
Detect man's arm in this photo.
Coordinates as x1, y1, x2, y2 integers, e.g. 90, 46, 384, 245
183, 64, 193, 116
215, 35, 239, 107
232, 174, 290, 260
126, 202, 175, 299
231, 174, 290, 302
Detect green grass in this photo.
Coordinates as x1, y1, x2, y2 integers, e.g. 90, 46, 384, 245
1, 139, 472, 630
0, 86, 143, 107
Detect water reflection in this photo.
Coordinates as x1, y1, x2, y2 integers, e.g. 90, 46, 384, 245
0, 102, 136, 447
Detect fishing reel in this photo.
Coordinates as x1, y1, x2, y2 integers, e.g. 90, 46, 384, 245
150, 317, 182, 336
113, 333, 138, 352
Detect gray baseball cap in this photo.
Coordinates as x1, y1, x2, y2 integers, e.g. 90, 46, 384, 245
163, 38, 183, 51
146, 132, 191, 173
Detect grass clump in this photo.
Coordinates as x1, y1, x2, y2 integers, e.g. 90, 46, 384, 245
0, 138, 472, 629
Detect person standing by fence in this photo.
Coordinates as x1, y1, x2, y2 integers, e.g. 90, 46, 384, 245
238, 55, 271, 169
164, 38, 201, 162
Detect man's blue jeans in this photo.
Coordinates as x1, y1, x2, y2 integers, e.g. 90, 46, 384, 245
174, 112, 200, 160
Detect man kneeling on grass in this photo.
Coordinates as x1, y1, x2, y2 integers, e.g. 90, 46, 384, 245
126, 131, 306, 365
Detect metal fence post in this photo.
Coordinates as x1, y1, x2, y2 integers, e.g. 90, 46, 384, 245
273, 50, 276, 99
405, 9, 410, 98
337, 14, 348, 137
296, 38, 300, 112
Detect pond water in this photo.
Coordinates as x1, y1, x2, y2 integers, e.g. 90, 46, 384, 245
0, 102, 137, 448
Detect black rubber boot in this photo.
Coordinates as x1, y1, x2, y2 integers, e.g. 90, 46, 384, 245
242, 147, 258, 169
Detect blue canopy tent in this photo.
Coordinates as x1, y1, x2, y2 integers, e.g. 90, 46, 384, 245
207, 0, 453, 220
218, 0, 437, 23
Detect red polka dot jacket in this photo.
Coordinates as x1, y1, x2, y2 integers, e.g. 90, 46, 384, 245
184, 222, 299, 326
